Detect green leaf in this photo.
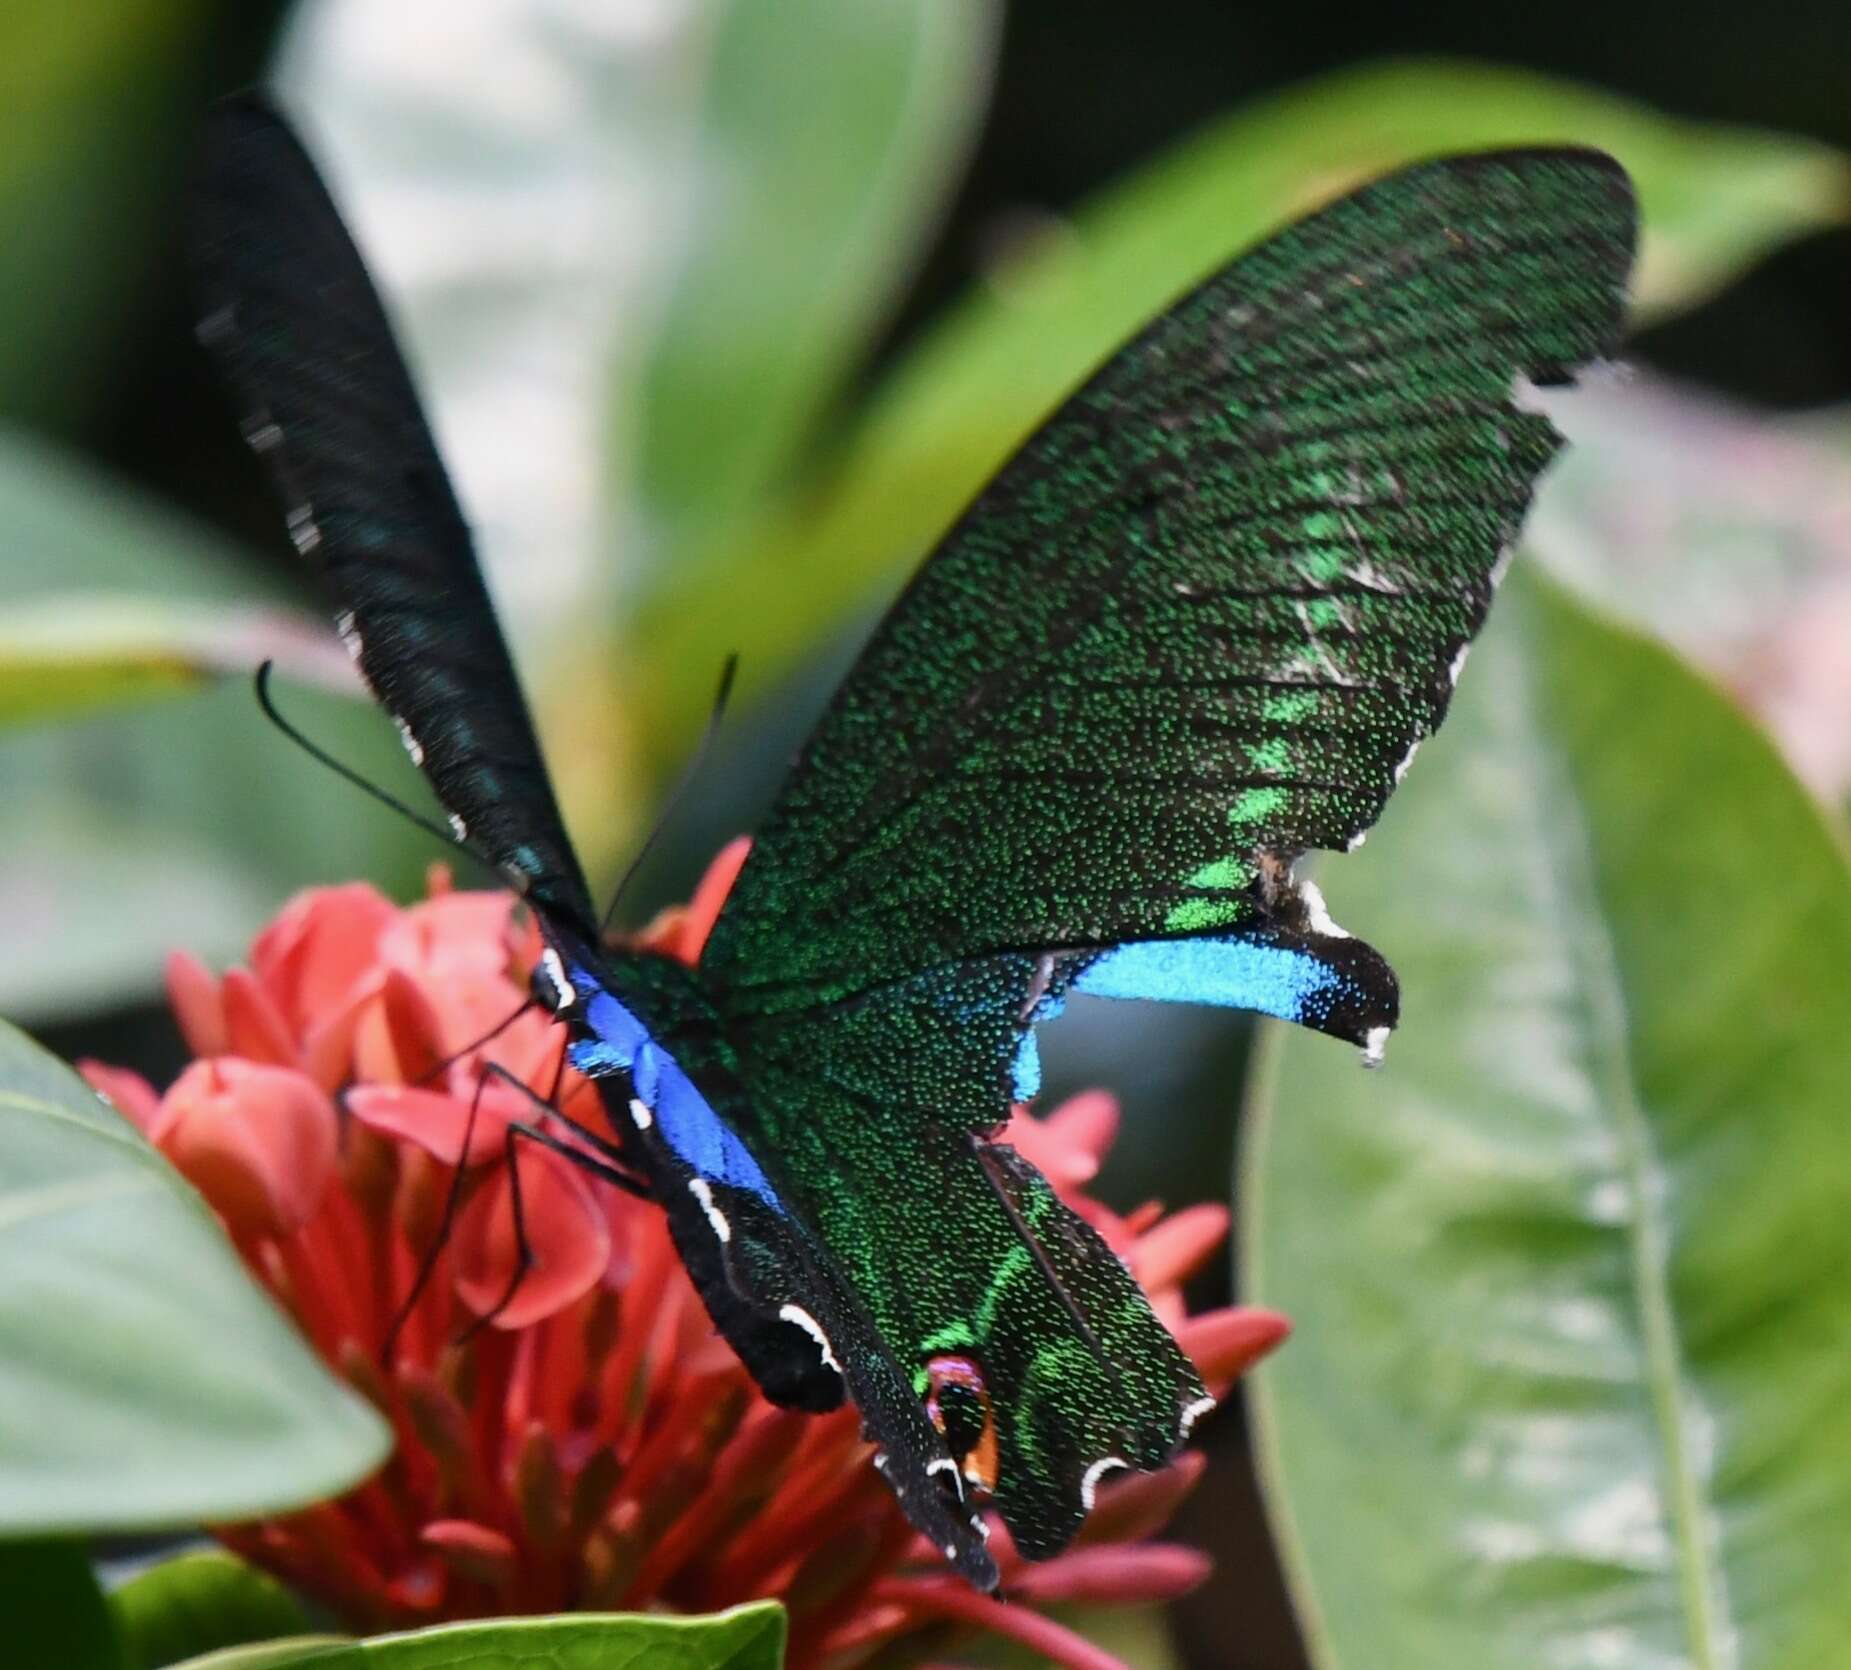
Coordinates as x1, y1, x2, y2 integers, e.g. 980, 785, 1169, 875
0, 1540, 121, 1670
0, 1022, 391, 1533
1243, 568, 1851, 1670
110, 1550, 310, 1670
0, 597, 356, 731
635, 0, 996, 552
170, 1605, 786, 1669
0, 434, 431, 1019
628, 58, 1851, 780
167, 1643, 348, 1670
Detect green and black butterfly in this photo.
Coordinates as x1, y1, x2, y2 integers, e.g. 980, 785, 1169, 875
187, 94, 1636, 1588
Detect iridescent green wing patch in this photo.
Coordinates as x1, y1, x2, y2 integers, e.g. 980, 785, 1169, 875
704, 149, 1637, 1028
731, 986, 1207, 1559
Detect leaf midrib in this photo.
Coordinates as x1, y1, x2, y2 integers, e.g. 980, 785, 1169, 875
1529, 620, 1734, 1670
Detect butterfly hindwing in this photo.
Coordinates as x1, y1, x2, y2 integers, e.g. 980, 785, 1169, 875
721, 950, 1210, 1554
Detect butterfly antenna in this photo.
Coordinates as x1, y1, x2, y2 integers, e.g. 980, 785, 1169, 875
598, 653, 739, 938
254, 661, 498, 884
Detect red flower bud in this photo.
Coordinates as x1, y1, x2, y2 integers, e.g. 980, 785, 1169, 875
154, 1058, 337, 1237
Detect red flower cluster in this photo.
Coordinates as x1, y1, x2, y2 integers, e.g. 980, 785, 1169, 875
83, 844, 1288, 1669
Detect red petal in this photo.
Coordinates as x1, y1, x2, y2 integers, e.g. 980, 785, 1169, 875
1003, 1090, 1121, 1192
351, 968, 446, 1084
1078, 1451, 1207, 1545
78, 1062, 162, 1136
347, 1083, 512, 1167
383, 890, 518, 982
493, 1012, 572, 1103
672, 836, 751, 965
870, 1578, 1136, 1670
155, 1058, 338, 1235
300, 1003, 362, 1092
165, 950, 227, 1057
1175, 1305, 1292, 1387
1009, 1541, 1212, 1605
221, 968, 300, 1066
454, 1147, 610, 1327
420, 1519, 518, 1590
1128, 1201, 1229, 1292
251, 882, 395, 1036
1044, 1088, 1120, 1161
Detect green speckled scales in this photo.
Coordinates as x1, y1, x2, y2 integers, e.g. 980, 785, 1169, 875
706, 150, 1635, 996
700, 149, 1635, 1554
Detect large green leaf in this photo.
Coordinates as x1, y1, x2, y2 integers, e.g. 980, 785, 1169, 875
628, 58, 1851, 780
0, 1022, 390, 1532
167, 1643, 347, 1670
1243, 569, 1851, 1669
634, 0, 996, 551
0, 434, 429, 1020
168, 1605, 786, 1669
110, 1549, 310, 1670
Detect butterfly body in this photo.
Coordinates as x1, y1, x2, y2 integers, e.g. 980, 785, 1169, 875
532, 933, 850, 1418
187, 94, 1637, 1589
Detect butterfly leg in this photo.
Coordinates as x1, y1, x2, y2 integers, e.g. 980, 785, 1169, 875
406, 997, 538, 1089
454, 1108, 650, 1339
379, 1060, 651, 1361
451, 1062, 655, 1339
379, 1059, 502, 1364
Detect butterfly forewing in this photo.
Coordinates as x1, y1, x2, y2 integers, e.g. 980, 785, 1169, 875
186, 94, 596, 932
704, 149, 1637, 1002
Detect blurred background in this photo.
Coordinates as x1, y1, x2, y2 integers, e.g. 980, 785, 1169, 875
8, 2, 1851, 1665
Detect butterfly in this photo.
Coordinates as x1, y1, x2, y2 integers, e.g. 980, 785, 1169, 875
185, 93, 1636, 1589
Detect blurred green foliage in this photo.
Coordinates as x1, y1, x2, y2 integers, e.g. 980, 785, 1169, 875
3, 1539, 119, 1670
111, 1551, 311, 1670
0, 0, 229, 432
